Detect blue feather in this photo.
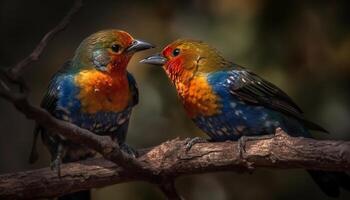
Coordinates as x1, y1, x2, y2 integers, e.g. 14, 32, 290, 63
192, 70, 310, 141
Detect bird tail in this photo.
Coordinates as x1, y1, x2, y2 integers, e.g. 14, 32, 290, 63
308, 170, 350, 197
58, 190, 91, 200
28, 125, 41, 164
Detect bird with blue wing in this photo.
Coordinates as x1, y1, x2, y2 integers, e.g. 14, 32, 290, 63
29, 29, 154, 200
141, 39, 350, 198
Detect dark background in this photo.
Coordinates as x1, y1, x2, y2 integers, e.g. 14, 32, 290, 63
1, 0, 350, 199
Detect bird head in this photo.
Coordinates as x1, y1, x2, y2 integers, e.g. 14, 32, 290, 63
140, 39, 230, 82
73, 29, 154, 74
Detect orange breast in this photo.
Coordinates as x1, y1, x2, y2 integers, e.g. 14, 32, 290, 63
74, 69, 130, 113
175, 75, 221, 118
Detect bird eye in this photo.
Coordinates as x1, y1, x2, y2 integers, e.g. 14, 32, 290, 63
172, 48, 180, 57
111, 44, 121, 53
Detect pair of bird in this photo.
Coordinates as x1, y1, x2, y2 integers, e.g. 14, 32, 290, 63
29, 29, 349, 199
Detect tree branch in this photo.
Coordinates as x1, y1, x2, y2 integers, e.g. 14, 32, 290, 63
0, 0, 167, 197
8, 0, 83, 80
0, 68, 156, 181
0, 0, 174, 197
0, 1, 349, 200
0, 129, 349, 199
0, 0, 151, 174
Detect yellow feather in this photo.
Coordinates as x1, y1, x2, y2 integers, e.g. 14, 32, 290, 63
175, 75, 221, 118
74, 69, 130, 113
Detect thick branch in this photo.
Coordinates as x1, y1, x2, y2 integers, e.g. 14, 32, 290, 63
0, 1, 349, 199
0, 0, 166, 197
0, 0, 149, 176
1, 129, 349, 199
0, 83, 152, 176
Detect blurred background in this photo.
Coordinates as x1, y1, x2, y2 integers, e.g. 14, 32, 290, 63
1, 0, 350, 199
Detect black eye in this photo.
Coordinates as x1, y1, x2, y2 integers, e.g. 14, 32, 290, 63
173, 48, 180, 56
111, 44, 121, 53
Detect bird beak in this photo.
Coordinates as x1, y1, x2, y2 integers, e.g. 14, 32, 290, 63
139, 54, 167, 66
126, 39, 155, 53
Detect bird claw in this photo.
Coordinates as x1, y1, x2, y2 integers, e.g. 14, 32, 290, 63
50, 144, 64, 177
184, 137, 207, 151
50, 156, 62, 177
120, 143, 138, 158
238, 134, 275, 158
237, 135, 275, 172
238, 136, 247, 159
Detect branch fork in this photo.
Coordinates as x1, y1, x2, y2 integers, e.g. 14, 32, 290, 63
0, 1, 349, 200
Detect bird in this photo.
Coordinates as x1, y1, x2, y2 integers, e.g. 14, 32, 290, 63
140, 39, 350, 198
28, 29, 154, 200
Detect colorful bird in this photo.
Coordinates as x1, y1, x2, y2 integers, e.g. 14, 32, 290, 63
140, 39, 350, 197
29, 30, 153, 200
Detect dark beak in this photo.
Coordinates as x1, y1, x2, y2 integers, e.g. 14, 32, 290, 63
139, 54, 167, 65
126, 39, 155, 53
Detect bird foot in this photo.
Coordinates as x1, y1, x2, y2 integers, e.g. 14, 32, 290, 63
50, 144, 64, 177
50, 156, 62, 177
120, 143, 138, 158
184, 137, 208, 151
238, 135, 275, 157
237, 135, 275, 172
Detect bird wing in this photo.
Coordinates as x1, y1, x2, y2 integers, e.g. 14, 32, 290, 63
127, 72, 139, 107
227, 66, 328, 133
29, 61, 72, 163
40, 61, 72, 113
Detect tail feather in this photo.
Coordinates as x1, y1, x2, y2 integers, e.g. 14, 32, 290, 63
308, 170, 350, 198
58, 190, 90, 200
302, 119, 329, 134
28, 125, 40, 164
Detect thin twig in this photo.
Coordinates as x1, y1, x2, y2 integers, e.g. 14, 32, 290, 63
1, 0, 349, 199
0, 0, 155, 181
3, 91, 152, 175
8, 0, 83, 79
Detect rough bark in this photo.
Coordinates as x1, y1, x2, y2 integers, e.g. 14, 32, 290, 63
1, 129, 349, 199
0, 1, 349, 199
